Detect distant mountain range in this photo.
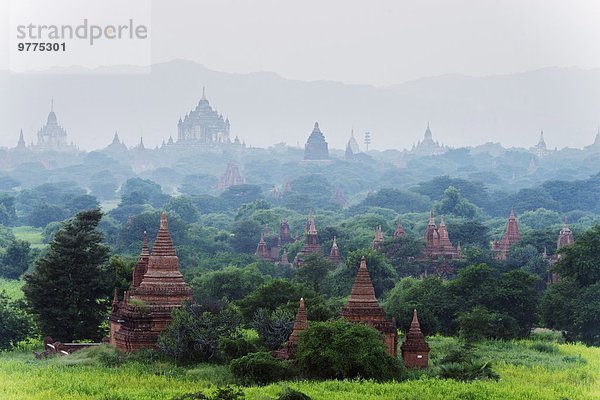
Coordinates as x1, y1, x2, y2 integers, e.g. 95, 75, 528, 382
1, 60, 599, 151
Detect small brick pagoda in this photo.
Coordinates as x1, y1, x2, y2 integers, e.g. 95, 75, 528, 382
217, 161, 245, 190
303, 122, 330, 161
294, 214, 322, 267
492, 209, 522, 260
110, 213, 193, 351
372, 225, 385, 250
548, 218, 575, 284
255, 232, 271, 260
341, 256, 397, 356
401, 309, 430, 368
420, 212, 459, 260
394, 223, 406, 238
273, 298, 309, 360
328, 236, 343, 264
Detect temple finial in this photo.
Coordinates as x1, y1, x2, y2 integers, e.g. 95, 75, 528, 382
202, 86, 206, 100
50, 98, 54, 112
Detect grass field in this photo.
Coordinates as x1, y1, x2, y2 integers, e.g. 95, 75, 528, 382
0, 336, 597, 400
11, 226, 45, 249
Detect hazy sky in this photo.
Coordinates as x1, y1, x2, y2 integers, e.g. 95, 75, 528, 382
1, 0, 600, 85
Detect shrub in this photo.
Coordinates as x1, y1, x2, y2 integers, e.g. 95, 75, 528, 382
295, 320, 404, 381
278, 388, 311, 400
172, 386, 245, 400
252, 308, 294, 350
457, 307, 519, 341
530, 342, 558, 353
230, 352, 296, 385
218, 336, 261, 362
158, 303, 241, 364
439, 361, 499, 381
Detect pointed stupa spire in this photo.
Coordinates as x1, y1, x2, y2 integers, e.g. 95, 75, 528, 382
329, 236, 342, 263
201, 86, 206, 100
51, 98, 54, 112
151, 212, 176, 256
112, 131, 120, 145
400, 309, 430, 368
17, 129, 26, 149
141, 230, 149, 256
341, 256, 383, 315
288, 298, 308, 342
428, 209, 436, 226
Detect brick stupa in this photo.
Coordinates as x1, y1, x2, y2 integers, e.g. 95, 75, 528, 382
294, 214, 322, 267
111, 213, 192, 351
492, 209, 521, 260
273, 298, 308, 360
328, 236, 343, 264
341, 256, 397, 356
372, 225, 385, 250
401, 309, 430, 368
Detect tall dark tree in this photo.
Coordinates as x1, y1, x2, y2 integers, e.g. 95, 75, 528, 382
23, 209, 112, 341
0, 239, 31, 279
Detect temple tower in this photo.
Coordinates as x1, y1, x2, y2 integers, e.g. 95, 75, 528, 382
294, 214, 322, 267
255, 233, 271, 260
132, 231, 150, 288
217, 161, 245, 190
273, 298, 308, 360
328, 236, 343, 264
394, 223, 406, 238
112, 213, 193, 351
372, 225, 385, 250
303, 122, 330, 161
492, 209, 521, 260
341, 256, 397, 356
400, 309, 430, 368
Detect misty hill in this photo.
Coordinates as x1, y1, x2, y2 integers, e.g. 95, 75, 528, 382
1, 60, 599, 150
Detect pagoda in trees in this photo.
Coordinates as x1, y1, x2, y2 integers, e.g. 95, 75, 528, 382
400, 309, 430, 368
410, 123, 447, 156
393, 223, 406, 238
547, 218, 575, 284
492, 209, 522, 260
341, 257, 397, 356
33, 100, 77, 151
175, 87, 231, 145
255, 233, 271, 260
328, 236, 343, 264
110, 213, 193, 351
420, 212, 459, 260
273, 298, 308, 360
293, 214, 322, 267
372, 225, 385, 250
303, 122, 330, 161
217, 161, 245, 190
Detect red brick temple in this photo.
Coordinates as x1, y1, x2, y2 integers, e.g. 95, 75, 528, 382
401, 309, 430, 368
328, 236, 343, 264
341, 256, 397, 356
372, 225, 385, 250
255, 232, 271, 260
394, 223, 406, 238
293, 214, 322, 267
420, 212, 459, 260
548, 218, 575, 284
217, 161, 244, 190
273, 298, 309, 360
492, 209, 522, 260
110, 213, 193, 351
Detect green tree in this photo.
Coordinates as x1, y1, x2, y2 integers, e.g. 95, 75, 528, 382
157, 302, 241, 363
0, 293, 34, 350
541, 225, 600, 344
435, 186, 479, 219
230, 220, 262, 253
295, 320, 404, 380
294, 253, 337, 293
23, 209, 112, 341
0, 240, 31, 279
167, 195, 199, 223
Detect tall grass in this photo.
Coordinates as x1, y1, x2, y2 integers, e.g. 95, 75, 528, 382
0, 340, 598, 400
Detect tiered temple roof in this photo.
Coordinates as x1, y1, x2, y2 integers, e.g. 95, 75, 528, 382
340, 256, 397, 356
303, 122, 330, 161
217, 161, 245, 190
400, 309, 430, 368
294, 214, 322, 267
421, 212, 459, 260
548, 218, 575, 284
176, 88, 231, 145
273, 298, 308, 360
492, 209, 521, 260
255, 233, 271, 260
394, 223, 406, 238
411, 123, 447, 156
372, 225, 385, 250
34, 100, 76, 151
110, 213, 192, 351
328, 236, 343, 264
